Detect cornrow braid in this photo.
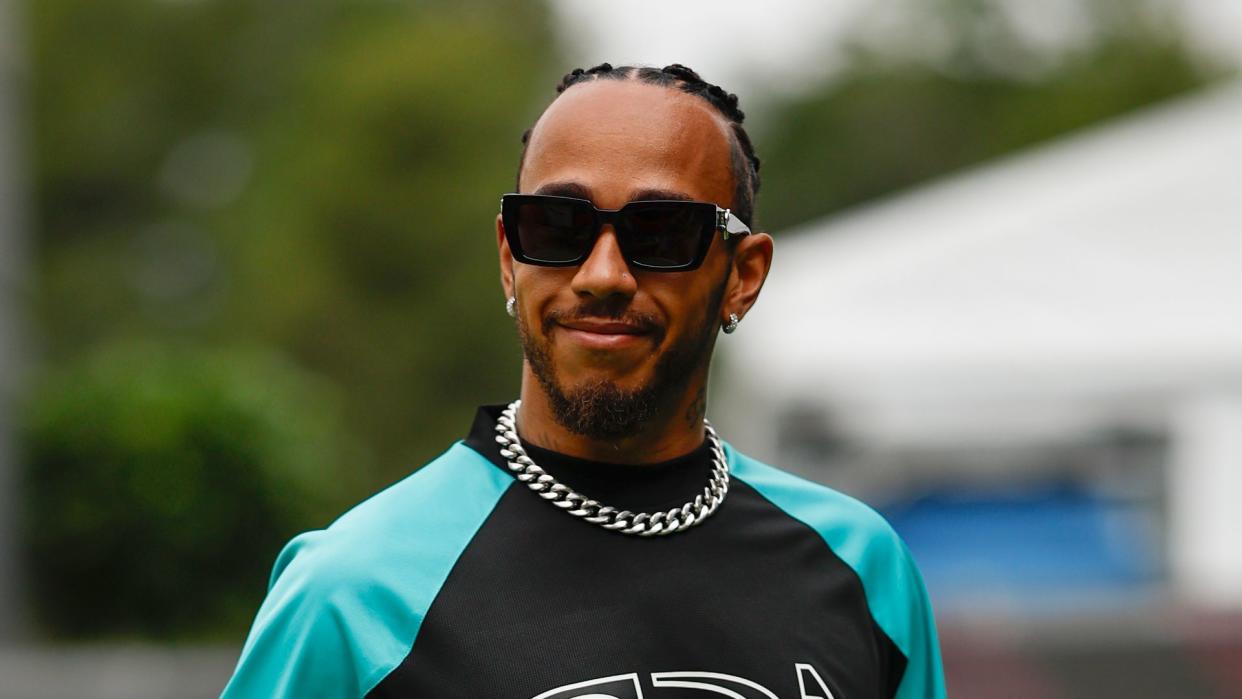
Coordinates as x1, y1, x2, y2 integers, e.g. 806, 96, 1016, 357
517, 62, 762, 227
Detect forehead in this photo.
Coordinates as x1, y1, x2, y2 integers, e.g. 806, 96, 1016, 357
520, 79, 736, 209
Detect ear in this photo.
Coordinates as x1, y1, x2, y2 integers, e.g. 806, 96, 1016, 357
497, 213, 515, 299
723, 232, 773, 323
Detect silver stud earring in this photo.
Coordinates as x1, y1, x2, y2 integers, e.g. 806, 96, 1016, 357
723, 313, 740, 334
505, 296, 517, 318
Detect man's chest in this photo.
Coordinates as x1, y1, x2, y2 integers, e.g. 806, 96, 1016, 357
375, 602, 873, 699
366, 487, 899, 698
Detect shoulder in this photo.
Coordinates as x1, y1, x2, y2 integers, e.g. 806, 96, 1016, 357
727, 443, 903, 564
320, 440, 513, 559
223, 442, 513, 698
272, 440, 513, 591
726, 444, 945, 699
269, 440, 515, 633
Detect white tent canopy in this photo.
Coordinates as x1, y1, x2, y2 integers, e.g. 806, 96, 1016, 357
720, 81, 1242, 452
716, 82, 1242, 607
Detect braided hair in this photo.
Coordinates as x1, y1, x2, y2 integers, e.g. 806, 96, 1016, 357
517, 63, 762, 227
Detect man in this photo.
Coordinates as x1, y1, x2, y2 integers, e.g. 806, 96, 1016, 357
223, 63, 945, 699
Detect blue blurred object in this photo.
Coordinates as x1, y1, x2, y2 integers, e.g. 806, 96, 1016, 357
882, 485, 1162, 615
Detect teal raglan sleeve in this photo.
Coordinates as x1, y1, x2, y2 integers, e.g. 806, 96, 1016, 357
883, 532, 946, 699
727, 445, 947, 699
220, 442, 514, 699
220, 530, 392, 698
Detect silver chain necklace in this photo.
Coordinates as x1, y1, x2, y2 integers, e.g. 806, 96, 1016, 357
493, 400, 730, 537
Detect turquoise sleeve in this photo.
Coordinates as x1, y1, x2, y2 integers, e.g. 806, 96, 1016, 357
220, 442, 513, 698
221, 531, 373, 698
890, 538, 946, 699
728, 445, 947, 699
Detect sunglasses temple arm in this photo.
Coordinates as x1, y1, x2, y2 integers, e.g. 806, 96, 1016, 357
717, 208, 752, 239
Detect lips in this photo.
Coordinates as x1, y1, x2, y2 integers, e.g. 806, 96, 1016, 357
560, 320, 647, 335
557, 318, 654, 350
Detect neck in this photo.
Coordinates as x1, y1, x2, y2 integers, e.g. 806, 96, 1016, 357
516, 367, 709, 464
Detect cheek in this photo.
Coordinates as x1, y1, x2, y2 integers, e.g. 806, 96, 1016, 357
648, 277, 722, 339
515, 270, 573, 326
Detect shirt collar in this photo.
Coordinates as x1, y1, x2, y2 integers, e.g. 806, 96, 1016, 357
463, 403, 716, 512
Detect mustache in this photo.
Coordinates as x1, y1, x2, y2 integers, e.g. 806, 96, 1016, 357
544, 300, 664, 340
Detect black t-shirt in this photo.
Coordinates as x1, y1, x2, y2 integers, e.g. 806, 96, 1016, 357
223, 405, 945, 698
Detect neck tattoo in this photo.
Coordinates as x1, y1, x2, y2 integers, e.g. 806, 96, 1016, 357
493, 400, 730, 537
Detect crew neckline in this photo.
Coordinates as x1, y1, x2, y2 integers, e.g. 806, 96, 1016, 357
464, 404, 716, 512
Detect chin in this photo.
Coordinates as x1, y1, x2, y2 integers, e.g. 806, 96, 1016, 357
554, 345, 655, 380
573, 366, 655, 396
520, 314, 696, 438
542, 373, 662, 440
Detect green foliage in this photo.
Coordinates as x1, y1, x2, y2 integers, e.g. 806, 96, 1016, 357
29, 0, 560, 489
19, 342, 358, 639
755, 0, 1225, 231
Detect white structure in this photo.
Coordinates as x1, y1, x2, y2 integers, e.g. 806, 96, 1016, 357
718, 81, 1242, 607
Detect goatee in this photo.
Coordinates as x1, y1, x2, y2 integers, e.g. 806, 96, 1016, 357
516, 294, 723, 441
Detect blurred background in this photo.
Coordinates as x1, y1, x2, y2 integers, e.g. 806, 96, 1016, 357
0, 0, 1239, 696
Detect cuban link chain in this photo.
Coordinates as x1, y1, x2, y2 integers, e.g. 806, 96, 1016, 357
493, 400, 730, 537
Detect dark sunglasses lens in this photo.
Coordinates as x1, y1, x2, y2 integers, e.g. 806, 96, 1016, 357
622, 204, 707, 268
515, 200, 595, 263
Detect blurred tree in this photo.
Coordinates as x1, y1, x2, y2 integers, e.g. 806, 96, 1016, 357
755, 0, 1227, 231
28, 0, 561, 495
20, 342, 358, 638
25, 0, 560, 639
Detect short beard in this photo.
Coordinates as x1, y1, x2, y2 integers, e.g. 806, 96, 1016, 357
517, 285, 725, 442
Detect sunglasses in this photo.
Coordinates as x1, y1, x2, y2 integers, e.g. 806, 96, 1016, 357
500, 194, 752, 272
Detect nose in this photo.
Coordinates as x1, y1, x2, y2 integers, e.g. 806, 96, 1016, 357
570, 226, 638, 300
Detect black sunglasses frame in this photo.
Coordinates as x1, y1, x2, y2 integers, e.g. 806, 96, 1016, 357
500, 194, 751, 272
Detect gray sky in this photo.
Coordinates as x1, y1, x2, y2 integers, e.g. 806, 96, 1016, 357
550, 0, 861, 95
550, 0, 1242, 96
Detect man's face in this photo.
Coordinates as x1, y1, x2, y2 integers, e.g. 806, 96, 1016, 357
501, 79, 739, 439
